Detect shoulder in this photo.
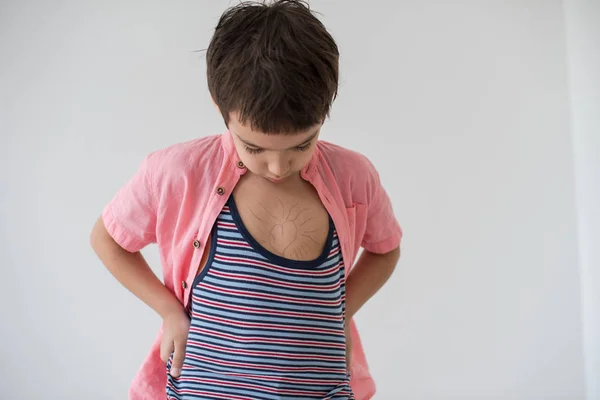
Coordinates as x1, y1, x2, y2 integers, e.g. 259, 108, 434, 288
148, 134, 223, 170
316, 141, 381, 203
144, 134, 224, 191
317, 140, 370, 167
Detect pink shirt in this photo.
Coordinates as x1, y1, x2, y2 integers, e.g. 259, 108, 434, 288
102, 130, 402, 400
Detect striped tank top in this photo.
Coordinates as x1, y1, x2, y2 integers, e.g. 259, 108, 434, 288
166, 196, 354, 400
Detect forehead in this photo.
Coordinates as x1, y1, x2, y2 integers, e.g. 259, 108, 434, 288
229, 114, 321, 150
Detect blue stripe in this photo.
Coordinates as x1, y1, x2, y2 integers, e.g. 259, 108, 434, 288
193, 289, 345, 315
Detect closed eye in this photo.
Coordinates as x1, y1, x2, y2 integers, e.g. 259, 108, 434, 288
245, 143, 311, 154
245, 146, 264, 154
295, 142, 312, 152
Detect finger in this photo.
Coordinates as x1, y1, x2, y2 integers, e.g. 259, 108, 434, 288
160, 340, 174, 363
169, 341, 186, 377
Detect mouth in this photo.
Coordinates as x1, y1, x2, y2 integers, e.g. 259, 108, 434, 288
265, 176, 286, 183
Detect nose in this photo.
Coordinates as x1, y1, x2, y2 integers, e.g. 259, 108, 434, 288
268, 154, 290, 178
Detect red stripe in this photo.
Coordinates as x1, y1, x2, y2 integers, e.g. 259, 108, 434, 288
184, 353, 346, 374
214, 254, 341, 276
194, 312, 343, 335
210, 269, 342, 291
194, 297, 342, 322
173, 376, 330, 396
167, 386, 253, 400
179, 365, 342, 385
188, 326, 345, 349
186, 340, 345, 362
217, 221, 236, 228
198, 283, 343, 306
217, 238, 252, 248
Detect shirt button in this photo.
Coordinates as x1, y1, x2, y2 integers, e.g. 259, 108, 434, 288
216, 187, 225, 195
181, 280, 187, 289
193, 239, 201, 249
237, 161, 245, 169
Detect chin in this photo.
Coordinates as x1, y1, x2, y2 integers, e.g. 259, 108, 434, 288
264, 176, 287, 184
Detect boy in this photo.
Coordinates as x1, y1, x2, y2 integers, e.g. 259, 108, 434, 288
91, 1, 402, 399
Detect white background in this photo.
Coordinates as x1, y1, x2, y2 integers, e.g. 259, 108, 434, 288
1, 1, 597, 399
564, 0, 600, 399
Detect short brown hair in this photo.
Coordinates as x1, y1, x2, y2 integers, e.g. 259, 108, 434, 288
206, 0, 339, 134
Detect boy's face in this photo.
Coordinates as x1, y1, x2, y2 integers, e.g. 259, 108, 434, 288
228, 113, 322, 184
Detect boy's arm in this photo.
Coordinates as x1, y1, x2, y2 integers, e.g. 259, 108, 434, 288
92, 152, 190, 377
343, 246, 400, 366
90, 217, 183, 319
90, 216, 190, 377
345, 246, 400, 319
91, 151, 178, 317
347, 155, 403, 317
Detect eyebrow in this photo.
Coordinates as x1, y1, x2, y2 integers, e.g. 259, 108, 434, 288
236, 130, 320, 150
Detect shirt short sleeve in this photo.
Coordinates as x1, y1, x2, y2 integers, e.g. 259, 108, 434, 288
102, 153, 159, 253
361, 159, 402, 254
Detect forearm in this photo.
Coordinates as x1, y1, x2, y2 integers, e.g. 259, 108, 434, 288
90, 217, 183, 319
345, 247, 400, 319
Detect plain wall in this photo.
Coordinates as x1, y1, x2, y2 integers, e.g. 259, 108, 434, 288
564, 1, 600, 399
0, 1, 586, 399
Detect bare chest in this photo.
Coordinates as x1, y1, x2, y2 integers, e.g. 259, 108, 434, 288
232, 175, 330, 261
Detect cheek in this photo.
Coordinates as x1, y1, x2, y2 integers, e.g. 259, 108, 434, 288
233, 144, 260, 170
293, 150, 315, 169
238, 153, 265, 173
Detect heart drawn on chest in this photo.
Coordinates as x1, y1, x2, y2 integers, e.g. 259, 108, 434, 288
269, 221, 298, 253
